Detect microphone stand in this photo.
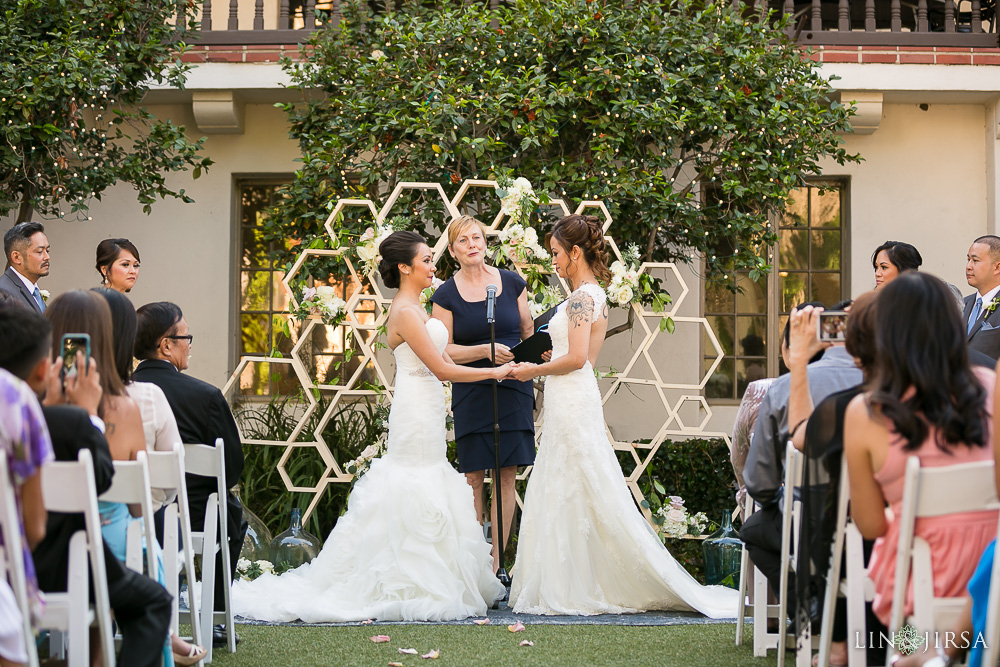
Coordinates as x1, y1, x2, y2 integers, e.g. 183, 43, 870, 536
488, 301, 512, 595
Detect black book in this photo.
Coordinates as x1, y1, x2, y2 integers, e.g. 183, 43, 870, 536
511, 301, 562, 364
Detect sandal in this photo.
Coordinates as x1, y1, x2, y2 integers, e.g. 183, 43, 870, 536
173, 643, 207, 666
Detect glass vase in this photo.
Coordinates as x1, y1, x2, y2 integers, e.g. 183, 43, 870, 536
702, 511, 743, 589
232, 486, 272, 563
269, 508, 322, 572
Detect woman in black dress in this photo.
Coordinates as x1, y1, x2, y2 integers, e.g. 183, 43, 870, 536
431, 215, 536, 571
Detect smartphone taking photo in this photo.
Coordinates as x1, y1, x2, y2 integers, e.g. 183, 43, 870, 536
817, 311, 848, 343
60, 333, 91, 384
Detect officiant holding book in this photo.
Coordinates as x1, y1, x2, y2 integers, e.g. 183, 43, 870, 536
431, 215, 538, 573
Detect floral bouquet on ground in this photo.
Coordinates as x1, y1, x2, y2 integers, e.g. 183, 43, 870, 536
292, 285, 347, 326
655, 496, 709, 540
236, 557, 275, 581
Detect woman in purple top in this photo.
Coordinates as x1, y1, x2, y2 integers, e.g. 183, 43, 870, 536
0, 368, 53, 630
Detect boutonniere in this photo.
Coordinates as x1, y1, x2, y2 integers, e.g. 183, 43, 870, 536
39, 289, 49, 303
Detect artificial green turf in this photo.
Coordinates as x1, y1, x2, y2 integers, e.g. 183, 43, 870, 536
204, 622, 772, 666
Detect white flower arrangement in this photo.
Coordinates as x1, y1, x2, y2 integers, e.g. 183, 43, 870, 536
496, 222, 550, 267
528, 285, 563, 319
236, 557, 275, 581
295, 285, 347, 326
420, 276, 445, 314
656, 496, 708, 539
607, 244, 643, 308
357, 222, 396, 277
495, 176, 539, 226
345, 439, 387, 480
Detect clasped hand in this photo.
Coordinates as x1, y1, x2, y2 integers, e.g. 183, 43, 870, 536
493, 362, 538, 382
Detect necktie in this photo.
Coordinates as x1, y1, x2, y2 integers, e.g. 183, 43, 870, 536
968, 296, 983, 335
31, 286, 45, 313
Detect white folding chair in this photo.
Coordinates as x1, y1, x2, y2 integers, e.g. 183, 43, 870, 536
182, 440, 235, 663
39, 449, 116, 667
887, 457, 997, 664
146, 442, 202, 653
98, 451, 158, 579
777, 441, 813, 667
0, 453, 40, 667
735, 491, 755, 647
979, 513, 1000, 667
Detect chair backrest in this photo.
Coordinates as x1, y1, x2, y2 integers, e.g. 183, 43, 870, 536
41, 449, 116, 667
0, 452, 39, 667
98, 451, 158, 579
889, 456, 998, 639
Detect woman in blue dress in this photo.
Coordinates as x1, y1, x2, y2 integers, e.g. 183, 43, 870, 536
431, 215, 536, 572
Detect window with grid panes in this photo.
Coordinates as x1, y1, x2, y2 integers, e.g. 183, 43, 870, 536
236, 179, 379, 394
704, 180, 846, 401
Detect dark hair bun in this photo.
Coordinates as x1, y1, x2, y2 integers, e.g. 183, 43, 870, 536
377, 230, 426, 289
548, 214, 612, 285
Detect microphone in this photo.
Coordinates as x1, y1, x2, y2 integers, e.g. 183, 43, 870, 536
485, 284, 498, 324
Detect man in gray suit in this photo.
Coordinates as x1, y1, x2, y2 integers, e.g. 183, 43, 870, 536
0, 221, 50, 312
964, 235, 1000, 361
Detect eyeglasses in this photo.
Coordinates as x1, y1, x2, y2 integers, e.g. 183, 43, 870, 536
164, 335, 193, 345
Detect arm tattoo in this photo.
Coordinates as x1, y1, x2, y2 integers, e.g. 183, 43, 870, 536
567, 291, 595, 328
602, 304, 610, 319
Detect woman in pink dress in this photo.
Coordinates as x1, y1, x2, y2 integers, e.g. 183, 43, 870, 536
845, 271, 998, 637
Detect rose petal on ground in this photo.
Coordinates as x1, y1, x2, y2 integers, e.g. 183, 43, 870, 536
361, 619, 374, 625
398, 648, 419, 655
421, 649, 440, 659
507, 622, 526, 633
389, 663, 404, 666
370, 635, 390, 643
519, 640, 534, 647
472, 618, 490, 625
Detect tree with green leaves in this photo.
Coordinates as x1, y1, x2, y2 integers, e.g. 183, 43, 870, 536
0, 0, 212, 222
269, 0, 859, 291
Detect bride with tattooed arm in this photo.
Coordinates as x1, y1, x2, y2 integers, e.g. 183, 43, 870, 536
507, 214, 739, 618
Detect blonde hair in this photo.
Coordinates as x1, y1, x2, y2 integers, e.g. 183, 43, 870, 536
447, 215, 488, 248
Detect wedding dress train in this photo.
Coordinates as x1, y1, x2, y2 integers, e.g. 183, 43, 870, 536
509, 284, 740, 618
232, 318, 505, 622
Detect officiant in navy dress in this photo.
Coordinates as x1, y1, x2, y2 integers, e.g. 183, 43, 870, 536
431, 215, 536, 572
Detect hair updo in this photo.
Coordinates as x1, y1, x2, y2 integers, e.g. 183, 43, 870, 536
546, 214, 612, 285
378, 230, 427, 289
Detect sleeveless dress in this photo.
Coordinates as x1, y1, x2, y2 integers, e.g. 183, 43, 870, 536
867, 365, 998, 626
231, 318, 505, 622
509, 284, 740, 618
430, 269, 535, 472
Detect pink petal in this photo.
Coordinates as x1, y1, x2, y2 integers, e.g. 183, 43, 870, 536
398, 648, 418, 655
507, 622, 526, 633
472, 618, 490, 625
421, 649, 440, 659
519, 640, 534, 647
389, 663, 404, 666
361, 619, 374, 625
370, 635, 390, 643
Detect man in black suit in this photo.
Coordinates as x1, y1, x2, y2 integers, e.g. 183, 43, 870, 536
0, 305, 171, 667
132, 301, 245, 645
0, 222, 50, 312
964, 235, 1000, 361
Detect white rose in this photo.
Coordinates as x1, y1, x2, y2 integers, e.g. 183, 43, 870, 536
507, 225, 525, 245
357, 242, 378, 262
523, 227, 538, 246
610, 260, 625, 276
513, 177, 533, 191
666, 508, 687, 523
529, 301, 546, 319
237, 558, 251, 572
615, 285, 634, 304
315, 285, 337, 298
359, 444, 378, 460
257, 560, 275, 574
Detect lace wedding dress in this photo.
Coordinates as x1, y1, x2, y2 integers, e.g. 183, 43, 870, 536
232, 318, 505, 622
509, 284, 739, 618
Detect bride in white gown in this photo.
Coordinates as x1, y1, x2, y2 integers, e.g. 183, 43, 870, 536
507, 215, 740, 618
232, 231, 507, 622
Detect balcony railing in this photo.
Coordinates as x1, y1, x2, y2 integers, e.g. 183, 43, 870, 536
190, 0, 997, 48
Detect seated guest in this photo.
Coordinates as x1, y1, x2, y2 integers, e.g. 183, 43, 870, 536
740, 300, 863, 620
0, 305, 171, 667
0, 365, 52, 667
845, 272, 997, 662
133, 302, 246, 646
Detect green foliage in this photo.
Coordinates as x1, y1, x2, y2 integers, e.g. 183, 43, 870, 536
267, 0, 859, 288
234, 392, 388, 537
0, 0, 213, 220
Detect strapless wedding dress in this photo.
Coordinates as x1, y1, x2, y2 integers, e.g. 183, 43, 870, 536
509, 284, 740, 618
232, 318, 505, 622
